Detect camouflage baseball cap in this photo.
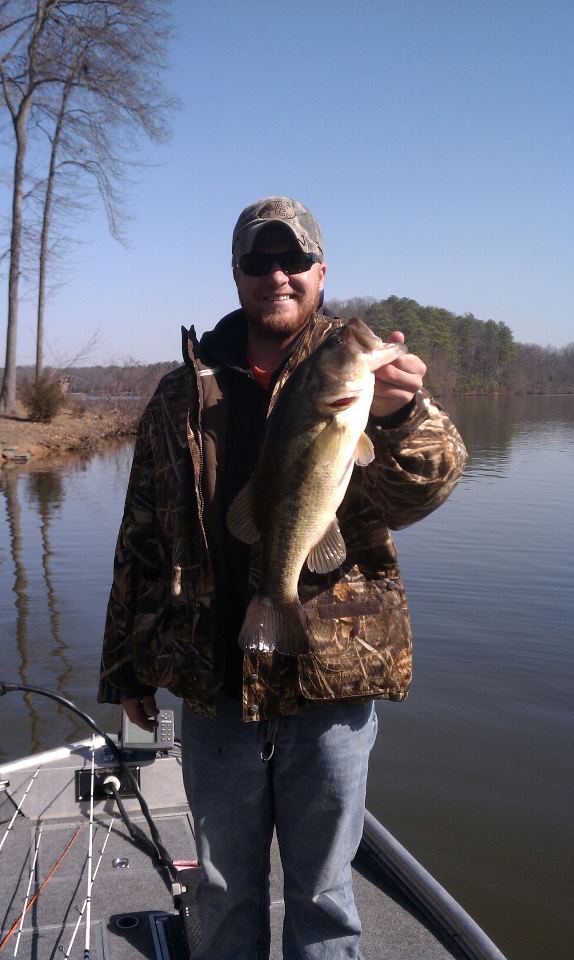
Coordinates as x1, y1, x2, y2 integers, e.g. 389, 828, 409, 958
232, 196, 324, 261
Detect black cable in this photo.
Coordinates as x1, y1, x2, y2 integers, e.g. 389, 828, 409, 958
0, 681, 176, 884
107, 781, 164, 867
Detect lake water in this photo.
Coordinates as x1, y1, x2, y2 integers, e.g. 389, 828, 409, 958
1, 395, 572, 960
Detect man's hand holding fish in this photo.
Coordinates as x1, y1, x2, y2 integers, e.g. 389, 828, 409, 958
370, 329, 427, 418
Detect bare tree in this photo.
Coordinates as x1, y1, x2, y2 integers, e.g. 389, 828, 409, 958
0, 0, 176, 412
34, 72, 76, 381
0, 0, 61, 413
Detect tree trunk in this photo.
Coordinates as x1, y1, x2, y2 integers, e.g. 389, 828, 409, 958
0, 0, 49, 414
0, 107, 31, 414
36, 84, 72, 384
35, 189, 49, 382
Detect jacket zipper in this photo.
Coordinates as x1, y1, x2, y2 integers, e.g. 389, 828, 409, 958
186, 354, 213, 596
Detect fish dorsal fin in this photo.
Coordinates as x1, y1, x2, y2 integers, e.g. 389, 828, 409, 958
355, 431, 375, 467
306, 518, 346, 574
227, 478, 260, 544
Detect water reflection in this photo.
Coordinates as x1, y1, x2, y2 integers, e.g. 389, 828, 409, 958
0, 469, 40, 751
1, 397, 573, 746
27, 472, 74, 732
446, 394, 574, 479
0, 443, 135, 760
0, 400, 573, 960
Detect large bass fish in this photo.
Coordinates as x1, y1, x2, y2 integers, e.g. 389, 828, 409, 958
227, 316, 407, 655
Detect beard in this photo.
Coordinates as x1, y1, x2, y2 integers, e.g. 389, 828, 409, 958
240, 287, 322, 341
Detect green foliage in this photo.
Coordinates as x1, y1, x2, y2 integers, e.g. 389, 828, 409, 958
20, 376, 68, 422
326, 295, 519, 394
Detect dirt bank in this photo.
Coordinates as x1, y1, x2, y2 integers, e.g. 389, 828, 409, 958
0, 408, 136, 464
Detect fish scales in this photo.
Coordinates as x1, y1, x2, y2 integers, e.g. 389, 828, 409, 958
257, 417, 351, 601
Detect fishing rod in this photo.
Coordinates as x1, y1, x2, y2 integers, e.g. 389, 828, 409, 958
0, 825, 81, 952
0, 681, 177, 885
62, 817, 115, 960
12, 825, 42, 956
84, 738, 96, 960
0, 681, 203, 954
0, 767, 39, 853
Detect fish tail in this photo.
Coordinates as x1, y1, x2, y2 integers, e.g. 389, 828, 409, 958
238, 595, 309, 657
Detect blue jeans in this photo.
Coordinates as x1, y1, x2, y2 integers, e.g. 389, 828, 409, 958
181, 694, 378, 960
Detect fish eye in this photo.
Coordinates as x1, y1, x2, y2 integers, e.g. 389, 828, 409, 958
325, 333, 343, 349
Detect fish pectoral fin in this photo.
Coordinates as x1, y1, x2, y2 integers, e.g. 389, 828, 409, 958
317, 418, 344, 466
306, 518, 346, 574
227, 478, 260, 544
354, 431, 375, 466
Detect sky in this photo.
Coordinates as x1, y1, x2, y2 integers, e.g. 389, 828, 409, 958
1, 0, 572, 366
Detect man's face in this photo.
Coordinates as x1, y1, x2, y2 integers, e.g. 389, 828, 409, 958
233, 225, 327, 339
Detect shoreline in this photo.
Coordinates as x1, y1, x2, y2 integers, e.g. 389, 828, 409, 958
2, 391, 572, 466
0, 409, 137, 465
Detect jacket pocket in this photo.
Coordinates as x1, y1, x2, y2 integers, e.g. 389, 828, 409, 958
297, 567, 412, 702
132, 576, 213, 697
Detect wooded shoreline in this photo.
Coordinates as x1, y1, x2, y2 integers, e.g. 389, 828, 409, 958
5, 294, 572, 410
326, 296, 574, 396
2, 388, 573, 466
2, 292, 573, 464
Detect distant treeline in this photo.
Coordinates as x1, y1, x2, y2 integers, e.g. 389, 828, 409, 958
325, 296, 574, 395
67, 361, 180, 397
6, 296, 573, 400
11, 360, 180, 404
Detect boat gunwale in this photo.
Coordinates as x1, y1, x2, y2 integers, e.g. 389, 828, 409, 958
361, 810, 507, 960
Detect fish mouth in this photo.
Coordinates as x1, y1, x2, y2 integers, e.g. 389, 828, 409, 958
327, 395, 358, 409
322, 387, 364, 409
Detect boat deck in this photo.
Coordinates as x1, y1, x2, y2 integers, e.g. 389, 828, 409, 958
0, 740, 499, 959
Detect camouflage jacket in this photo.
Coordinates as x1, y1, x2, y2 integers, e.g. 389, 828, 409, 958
98, 311, 467, 721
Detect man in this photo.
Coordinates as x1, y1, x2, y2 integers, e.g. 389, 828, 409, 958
98, 196, 467, 959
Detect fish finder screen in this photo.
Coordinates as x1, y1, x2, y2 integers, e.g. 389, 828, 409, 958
125, 718, 155, 743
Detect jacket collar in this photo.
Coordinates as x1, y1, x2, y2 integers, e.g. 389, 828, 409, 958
197, 309, 249, 368
181, 309, 342, 380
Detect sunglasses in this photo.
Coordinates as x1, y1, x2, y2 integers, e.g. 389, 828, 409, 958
236, 251, 321, 277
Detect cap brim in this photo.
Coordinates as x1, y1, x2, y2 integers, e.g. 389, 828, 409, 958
233, 221, 304, 259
